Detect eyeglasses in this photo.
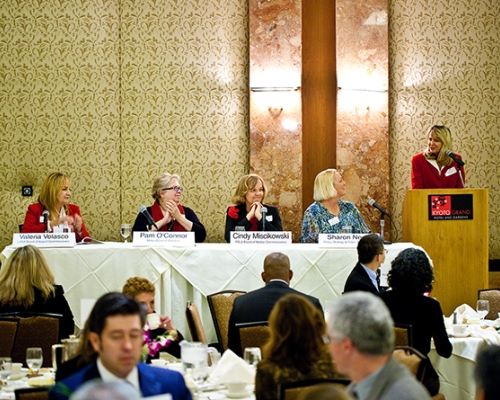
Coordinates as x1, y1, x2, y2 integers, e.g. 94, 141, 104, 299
162, 186, 183, 192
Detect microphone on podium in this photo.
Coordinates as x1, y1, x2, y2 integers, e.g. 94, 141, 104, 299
42, 210, 50, 233
445, 150, 465, 167
139, 205, 159, 231
261, 206, 268, 230
368, 199, 390, 216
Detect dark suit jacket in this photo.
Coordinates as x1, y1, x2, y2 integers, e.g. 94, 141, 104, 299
224, 203, 283, 243
343, 262, 380, 295
227, 281, 323, 356
49, 361, 192, 400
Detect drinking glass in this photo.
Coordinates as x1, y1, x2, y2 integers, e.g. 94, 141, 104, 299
0, 357, 12, 386
120, 224, 131, 243
476, 300, 490, 323
26, 347, 43, 376
243, 347, 261, 368
191, 360, 209, 397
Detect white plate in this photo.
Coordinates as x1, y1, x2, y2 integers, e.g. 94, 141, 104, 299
223, 390, 252, 399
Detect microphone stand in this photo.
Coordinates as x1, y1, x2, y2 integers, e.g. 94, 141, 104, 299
378, 213, 392, 245
458, 165, 465, 188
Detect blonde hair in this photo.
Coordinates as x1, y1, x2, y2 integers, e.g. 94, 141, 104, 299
313, 169, 339, 202
151, 173, 180, 200
232, 174, 267, 205
38, 172, 71, 222
122, 276, 156, 298
424, 125, 453, 167
0, 245, 55, 308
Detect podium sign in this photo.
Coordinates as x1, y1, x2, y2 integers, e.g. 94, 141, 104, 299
12, 233, 76, 248
428, 194, 473, 220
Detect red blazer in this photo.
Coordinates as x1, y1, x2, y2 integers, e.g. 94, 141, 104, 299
21, 203, 89, 242
411, 152, 465, 189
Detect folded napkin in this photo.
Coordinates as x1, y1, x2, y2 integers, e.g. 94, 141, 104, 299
467, 325, 500, 345
452, 304, 480, 324
209, 349, 255, 385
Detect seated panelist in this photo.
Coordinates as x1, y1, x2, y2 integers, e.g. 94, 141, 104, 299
224, 174, 283, 243
411, 125, 465, 189
300, 168, 370, 243
131, 173, 206, 243
21, 172, 89, 242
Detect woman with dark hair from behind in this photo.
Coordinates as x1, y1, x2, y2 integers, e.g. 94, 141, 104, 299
0, 245, 74, 339
380, 248, 452, 395
255, 294, 338, 400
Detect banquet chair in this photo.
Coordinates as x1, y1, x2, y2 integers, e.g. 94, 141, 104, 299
207, 290, 246, 352
236, 321, 270, 355
185, 301, 208, 344
394, 323, 413, 347
393, 346, 445, 400
278, 378, 351, 400
0, 318, 18, 357
0, 312, 62, 368
14, 387, 50, 400
478, 288, 500, 320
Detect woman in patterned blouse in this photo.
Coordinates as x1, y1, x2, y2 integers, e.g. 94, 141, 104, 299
300, 169, 370, 243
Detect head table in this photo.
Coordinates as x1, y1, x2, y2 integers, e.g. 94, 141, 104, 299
0, 242, 423, 342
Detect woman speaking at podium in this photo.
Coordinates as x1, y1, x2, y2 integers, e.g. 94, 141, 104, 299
411, 125, 465, 189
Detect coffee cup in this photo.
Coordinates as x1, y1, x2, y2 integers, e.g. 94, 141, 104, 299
11, 363, 22, 376
227, 381, 247, 395
452, 324, 467, 335
147, 313, 161, 330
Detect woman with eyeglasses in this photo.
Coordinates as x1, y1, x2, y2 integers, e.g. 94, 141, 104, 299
224, 174, 283, 243
131, 173, 206, 242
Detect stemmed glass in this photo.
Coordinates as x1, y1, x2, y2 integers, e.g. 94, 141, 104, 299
0, 357, 12, 386
243, 347, 261, 369
191, 360, 209, 397
476, 300, 490, 323
120, 224, 131, 243
26, 347, 43, 376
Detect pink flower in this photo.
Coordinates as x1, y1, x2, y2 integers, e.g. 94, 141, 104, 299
142, 322, 175, 359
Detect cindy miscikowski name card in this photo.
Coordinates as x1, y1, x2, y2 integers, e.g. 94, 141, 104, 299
12, 233, 76, 247
132, 231, 195, 247
318, 233, 367, 247
229, 231, 292, 245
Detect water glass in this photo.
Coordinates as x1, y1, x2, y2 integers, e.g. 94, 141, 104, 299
26, 347, 43, 375
191, 360, 209, 395
0, 357, 12, 386
120, 224, 131, 243
243, 347, 261, 368
476, 300, 489, 322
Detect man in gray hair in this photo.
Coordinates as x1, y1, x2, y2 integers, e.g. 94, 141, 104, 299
326, 292, 430, 400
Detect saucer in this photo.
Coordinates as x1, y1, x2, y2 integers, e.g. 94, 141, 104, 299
224, 390, 251, 399
8, 374, 23, 381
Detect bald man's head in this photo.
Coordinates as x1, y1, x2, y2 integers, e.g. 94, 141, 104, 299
262, 252, 293, 284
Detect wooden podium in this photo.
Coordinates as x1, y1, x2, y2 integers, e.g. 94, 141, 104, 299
402, 189, 489, 315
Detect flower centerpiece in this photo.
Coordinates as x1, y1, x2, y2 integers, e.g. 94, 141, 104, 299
142, 322, 176, 361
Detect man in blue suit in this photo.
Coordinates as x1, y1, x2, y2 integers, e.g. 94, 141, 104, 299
49, 292, 192, 400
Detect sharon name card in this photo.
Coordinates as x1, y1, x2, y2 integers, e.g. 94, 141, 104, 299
318, 233, 367, 247
132, 231, 195, 247
12, 233, 76, 247
229, 231, 292, 245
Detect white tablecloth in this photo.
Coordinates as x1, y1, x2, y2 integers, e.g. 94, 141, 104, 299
0, 242, 421, 342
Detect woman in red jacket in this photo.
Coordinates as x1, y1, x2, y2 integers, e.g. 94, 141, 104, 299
21, 172, 89, 241
411, 125, 465, 189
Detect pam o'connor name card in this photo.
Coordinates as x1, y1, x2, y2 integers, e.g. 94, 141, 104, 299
318, 233, 367, 247
229, 231, 292, 245
12, 233, 76, 248
132, 231, 195, 247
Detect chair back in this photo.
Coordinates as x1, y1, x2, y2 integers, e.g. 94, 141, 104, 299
207, 290, 246, 352
185, 301, 208, 344
15, 387, 50, 400
278, 378, 351, 400
394, 323, 413, 347
0, 319, 18, 357
478, 288, 500, 320
0, 312, 62, 368
235, 321, 270, 355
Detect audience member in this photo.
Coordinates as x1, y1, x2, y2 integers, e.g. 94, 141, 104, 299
227, 252, 322, 356
327, 291, 430, 400
132, 173, 206, 242
474, 344, 500, 400
0, 245, 74, 338
255, 294, 338, 400
70, 380, 141, 400
343, 234, 386, 294
49, 292, 192, 400
300, 169, 370, 243
122, 276, 183, 359
21, 172, 89, 241
224, 174, 283, 243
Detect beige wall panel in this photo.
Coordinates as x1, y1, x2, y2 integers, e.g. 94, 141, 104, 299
389, 0, 500, 258
0, 1, 121, 250
120, 0, 249, 243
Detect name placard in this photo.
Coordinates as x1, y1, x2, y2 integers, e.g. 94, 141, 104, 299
12, 233, 76, 248
318, 233, 367, 247
229, 231, 292, 245
132, 231, 195, 247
